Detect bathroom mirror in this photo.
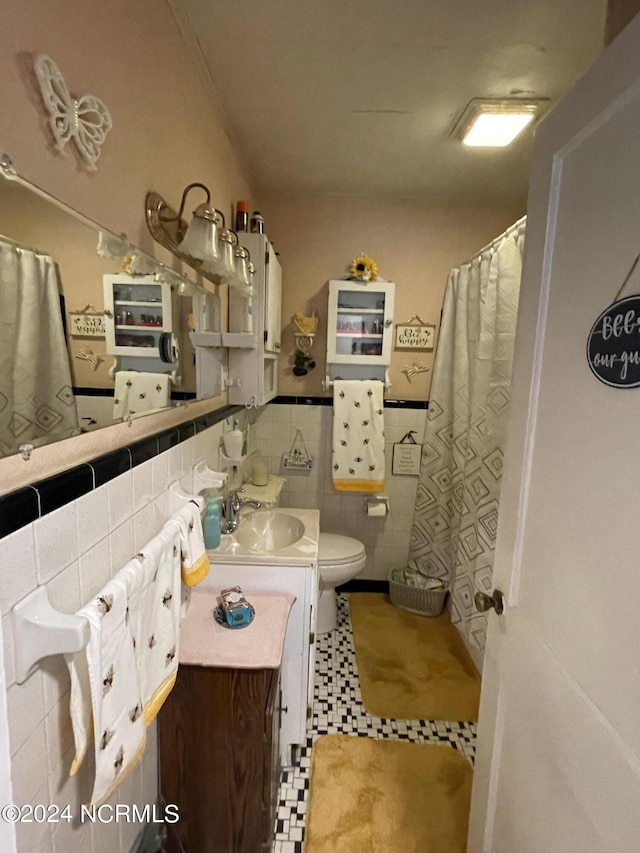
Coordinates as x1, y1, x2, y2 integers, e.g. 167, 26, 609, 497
0, 160, 203, 459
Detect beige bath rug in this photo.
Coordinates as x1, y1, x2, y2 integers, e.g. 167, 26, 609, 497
304, 735, 472, 853
350, 593, 480, 720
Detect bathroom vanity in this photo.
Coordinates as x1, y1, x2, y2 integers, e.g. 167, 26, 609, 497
159, 589, 293, 853
201, 507, 320, 765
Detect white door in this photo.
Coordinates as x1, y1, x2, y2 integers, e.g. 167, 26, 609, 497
468, 17, 640, 852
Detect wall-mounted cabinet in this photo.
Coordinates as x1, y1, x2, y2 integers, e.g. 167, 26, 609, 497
103, 274, 172, 357
228, 233, 282, 407
327, 280, 395, 364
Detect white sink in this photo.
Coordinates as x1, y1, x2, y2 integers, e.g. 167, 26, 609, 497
208, 507, 320, 564
235, 510, 305, 551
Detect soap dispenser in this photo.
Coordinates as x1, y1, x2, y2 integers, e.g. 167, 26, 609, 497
203, 497, 222, 550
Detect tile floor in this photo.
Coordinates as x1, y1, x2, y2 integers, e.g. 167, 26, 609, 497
271, 593, 477, 852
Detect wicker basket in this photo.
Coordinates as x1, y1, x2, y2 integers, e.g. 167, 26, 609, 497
388, 567, 448, 617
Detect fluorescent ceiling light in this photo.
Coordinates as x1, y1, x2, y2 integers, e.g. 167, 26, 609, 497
453, 100, 543, 148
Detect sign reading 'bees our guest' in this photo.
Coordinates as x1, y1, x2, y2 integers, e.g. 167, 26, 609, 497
587, 295, 640, 387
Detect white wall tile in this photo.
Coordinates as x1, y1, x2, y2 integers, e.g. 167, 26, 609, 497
79, 536, 111, 603
34, 505, 80, 585
152, 451, 169, 495
11, 721, 46, 804
0, 525, 37, 616
107, 470, 133, 530
7, 669, 44, 757
132, 458, 154, 511
48, 745, 94, 852
2, 614, 14, 688
46, 561, 82, 621
152, 491, 169, 531
109, 518, 135, 575
76, 485, 109, 555
168, 444, 184, 483
41, 657, 71, 717
181, 436, 194, 475
133, 503, 156, 552
15, 781, 54, 853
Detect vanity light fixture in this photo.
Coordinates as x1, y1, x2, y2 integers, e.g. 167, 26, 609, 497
453, 99, 545, 148
145, 184, 224, 287
174, 184, 222, 265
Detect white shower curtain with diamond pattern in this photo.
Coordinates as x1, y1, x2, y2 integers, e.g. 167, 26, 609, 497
0, 240, 79, 457
408, 221, 525, 668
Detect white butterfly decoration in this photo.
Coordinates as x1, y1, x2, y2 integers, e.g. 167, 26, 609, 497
34, 54, 112, 171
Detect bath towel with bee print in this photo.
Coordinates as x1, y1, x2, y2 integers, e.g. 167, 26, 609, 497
332, 379, 385, 492
65, 522, 181, 805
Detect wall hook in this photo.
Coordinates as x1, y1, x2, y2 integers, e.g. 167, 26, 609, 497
19, 443, 34, 461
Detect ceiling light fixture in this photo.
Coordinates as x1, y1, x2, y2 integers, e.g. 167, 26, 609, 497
453, 99, 544, 148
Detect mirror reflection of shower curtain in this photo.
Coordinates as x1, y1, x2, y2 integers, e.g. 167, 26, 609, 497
0, 240, 79, 457
408, 224, 525, 665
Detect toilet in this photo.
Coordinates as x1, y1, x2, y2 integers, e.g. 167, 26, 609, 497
317, 533, 367, 634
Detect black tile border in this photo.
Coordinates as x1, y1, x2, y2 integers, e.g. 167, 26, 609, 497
272, 395, 428, 409
90, 448, 132, 488
0, 404, 243, 539
73, 387, 197, 402
0, 487, 40, 538
0, 393, 426, 539
37, 464, 95, 515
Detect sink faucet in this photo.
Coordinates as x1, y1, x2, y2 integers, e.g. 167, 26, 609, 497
221, 490, 262, 534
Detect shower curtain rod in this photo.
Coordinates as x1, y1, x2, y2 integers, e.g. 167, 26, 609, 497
0, 232, 43, 255
463, 215, 527, 267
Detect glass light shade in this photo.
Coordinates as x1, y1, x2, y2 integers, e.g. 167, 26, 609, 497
234, 247, 251, 288
218, 230, 238, 284
177, 208, 219, 263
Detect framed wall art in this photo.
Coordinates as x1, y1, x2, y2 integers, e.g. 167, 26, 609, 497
394, 315, 435, 351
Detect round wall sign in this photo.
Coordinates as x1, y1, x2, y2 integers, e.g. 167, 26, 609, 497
586, 295, 640, 387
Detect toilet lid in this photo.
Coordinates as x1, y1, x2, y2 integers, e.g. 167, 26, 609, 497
318, 533, 366, 567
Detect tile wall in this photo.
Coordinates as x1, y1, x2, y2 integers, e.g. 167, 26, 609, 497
0, 418, 227, 853
249, 401, 427, 581
0, 395, 426, 853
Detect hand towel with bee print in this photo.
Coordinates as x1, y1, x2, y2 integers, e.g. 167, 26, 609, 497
65, 568, 147, 806
332, 379, 385, 492
124, 521, 182, 726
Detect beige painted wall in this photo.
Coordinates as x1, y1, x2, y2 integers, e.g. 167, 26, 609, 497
260, 196, 524, 400
0, 0, 255, 486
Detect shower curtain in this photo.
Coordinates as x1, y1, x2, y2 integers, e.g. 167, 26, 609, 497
408, 220, 525, 666
0, 239, 79, 457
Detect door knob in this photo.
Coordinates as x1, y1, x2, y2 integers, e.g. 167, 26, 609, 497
474, 589, 504, 615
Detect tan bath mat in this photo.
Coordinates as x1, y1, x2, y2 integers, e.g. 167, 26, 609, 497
349, 593, 480, 720
304, 734, 472, 852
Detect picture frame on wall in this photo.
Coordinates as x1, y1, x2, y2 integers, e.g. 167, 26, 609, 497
392, 441, 422, 476
394, 317, 435, 351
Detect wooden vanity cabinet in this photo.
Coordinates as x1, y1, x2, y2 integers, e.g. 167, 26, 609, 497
159, 663, 281, 853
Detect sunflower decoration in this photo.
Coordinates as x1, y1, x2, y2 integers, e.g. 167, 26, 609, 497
350, 254, 378, 283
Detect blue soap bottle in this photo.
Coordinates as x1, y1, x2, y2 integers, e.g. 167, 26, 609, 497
203, 497, 221, 550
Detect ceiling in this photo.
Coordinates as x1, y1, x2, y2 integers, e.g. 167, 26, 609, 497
174, 0, 606, 205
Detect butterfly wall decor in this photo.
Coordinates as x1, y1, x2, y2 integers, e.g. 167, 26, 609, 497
34, 54, 113, 171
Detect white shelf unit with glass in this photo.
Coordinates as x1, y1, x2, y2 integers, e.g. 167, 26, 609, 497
326, 280, 395, 384
103, 274, 172, 357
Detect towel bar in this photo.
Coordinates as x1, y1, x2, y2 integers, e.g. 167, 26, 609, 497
108, 357, 180, 386
322, 368, 391, 391
169, 479, 207, 514
12, 587, 90, 684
